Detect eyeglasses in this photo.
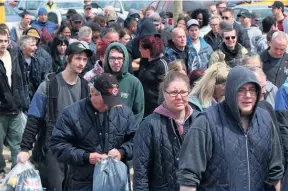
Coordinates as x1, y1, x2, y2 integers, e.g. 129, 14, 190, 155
224, 36, 236, 40
165, 90, 189, 97
109, 56, 124, 62
238, 88, 257, 96
222, 16, 230, 20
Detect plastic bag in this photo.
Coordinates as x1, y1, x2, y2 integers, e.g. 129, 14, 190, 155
93, 157, 129, 191
1, 162, 43, 191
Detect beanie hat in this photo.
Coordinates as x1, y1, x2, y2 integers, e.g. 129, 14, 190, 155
38, 7, 48, 16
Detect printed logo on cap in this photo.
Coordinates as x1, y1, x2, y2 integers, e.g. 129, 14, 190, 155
108, 84, 119, 96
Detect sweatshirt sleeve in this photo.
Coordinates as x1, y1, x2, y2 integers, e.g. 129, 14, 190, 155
132, 81, 145, 124
177, 115, 213, 187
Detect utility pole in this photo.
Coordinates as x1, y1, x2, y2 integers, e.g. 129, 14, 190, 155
0, 0, 5, 24
173, 0, 183, 26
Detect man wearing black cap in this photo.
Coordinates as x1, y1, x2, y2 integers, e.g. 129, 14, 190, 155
70, 13, 84, 38
50, 73, 137, 190
270, 1, 288, 32
17, 41, 92, 190
238, 11, 262, 52
84, 4, 95, 24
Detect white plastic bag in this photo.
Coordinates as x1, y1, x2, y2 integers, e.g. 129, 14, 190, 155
1, 162, 43, 191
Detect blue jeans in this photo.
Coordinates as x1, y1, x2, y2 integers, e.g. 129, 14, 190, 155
0, 113, 24, 170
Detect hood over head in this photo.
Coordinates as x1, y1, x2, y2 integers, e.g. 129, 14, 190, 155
137, 19, 160, 40
224, 66, 261, 122
104, 42, 130, 79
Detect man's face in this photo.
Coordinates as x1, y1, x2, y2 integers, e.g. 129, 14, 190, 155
84, 8, 93, 18
90, 89, 108, 112
22, 14, 31, 26
272, 6, 281, 16
239, 16, 250, 26
172, 30, 186, 48
188, 25, 200, 41
22, 40, 37, 57
72, 21, 83, 30
130, 23, 137, 33
223, 30, 237, 49
0, 34, 9, 54
92, 31, 100, 44
245, 58, 262, 68
237, 83, 258, 116
108, 49, 124, 73
254, 72, 266, 100
69, 52, 88, 74
217, 3, 226, 13
209, 5, 218, 15
79, 33, 92, 43
210, 18, 220, 34
269, 38, 287, 58
104, 32, 119, 44
155, 23, 161, 31
221, 11, 234, 24
38, 14, 47, 22
145, 9, 155, 18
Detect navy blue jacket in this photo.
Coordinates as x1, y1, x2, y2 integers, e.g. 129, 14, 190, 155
50, 98, 137, 190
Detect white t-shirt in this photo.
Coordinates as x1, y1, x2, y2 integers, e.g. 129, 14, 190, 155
193, 41, 201, 53
0, 50, 12, 87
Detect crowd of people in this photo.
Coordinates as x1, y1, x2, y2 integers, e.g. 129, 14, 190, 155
1, 0, 288, 190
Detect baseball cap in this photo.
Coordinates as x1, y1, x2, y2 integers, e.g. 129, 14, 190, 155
84, 4, 92, 10
93, 73, 121, 108
107, 10, 117, 22
187, 19, 200, 29
148, 12, 161, 25
269, 1, 284, 9
25, 28, 40, 39
237, 11, 252, 18
66, 41, 93, 57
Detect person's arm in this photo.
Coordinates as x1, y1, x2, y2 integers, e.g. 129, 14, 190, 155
133, 118, 153, 190
239, 26, 251, 51
177, 115, 212, 188
21, 81, 47, 152
266, 121, 284, 187
117, 108, 138, 161
50, 109, 90, 166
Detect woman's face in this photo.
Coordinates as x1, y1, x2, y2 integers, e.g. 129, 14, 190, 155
177, 19, 186, 30
164, 79, 189, 113
120, 34, 131, 46
139, 43, 151, 58
57, 42, 67, 55
196, 13, 203, 27
61, 27, 71, 40
213, 82, 226, 103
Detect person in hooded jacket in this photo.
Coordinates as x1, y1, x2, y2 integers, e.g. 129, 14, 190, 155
133, 71, 199, 191
177, 66, 283, 191
126, 19, 160, 74
50, 73, 137, 190
103, 42, 145, 124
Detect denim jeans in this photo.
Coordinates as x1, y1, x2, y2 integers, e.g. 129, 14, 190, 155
0, 113, 24, 170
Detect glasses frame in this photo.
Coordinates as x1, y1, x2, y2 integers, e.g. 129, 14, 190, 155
165, 90, 189, 97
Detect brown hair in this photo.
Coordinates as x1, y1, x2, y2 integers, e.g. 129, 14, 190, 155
119, 28, 131, 39
222, 8, 234, 17
160, 71, 190, 93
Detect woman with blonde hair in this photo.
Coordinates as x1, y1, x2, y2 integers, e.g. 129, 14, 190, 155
168, 59, 187, 75
189, 62, 230, 111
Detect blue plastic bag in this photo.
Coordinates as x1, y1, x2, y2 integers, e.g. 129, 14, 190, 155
93, 157, 129, 191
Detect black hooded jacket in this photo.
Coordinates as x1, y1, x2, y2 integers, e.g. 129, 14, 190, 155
177, 66, 283, 190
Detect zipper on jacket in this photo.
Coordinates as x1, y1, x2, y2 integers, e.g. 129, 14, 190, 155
170, 119, 181, 147
245, 134, 251, 191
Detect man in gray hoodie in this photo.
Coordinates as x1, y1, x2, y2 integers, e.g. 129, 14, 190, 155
178, 66, 283, 191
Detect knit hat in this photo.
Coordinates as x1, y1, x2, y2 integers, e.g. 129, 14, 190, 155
38, 7, 48, 16
107, 10, 117, 22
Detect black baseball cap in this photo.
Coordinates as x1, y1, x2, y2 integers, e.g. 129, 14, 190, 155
71, 13, 83, 22
84, 4, 92, 10
93, 73, 121, 108
237, 11, 252, 18
66, 41, 93, 57
269, 1, 284, 9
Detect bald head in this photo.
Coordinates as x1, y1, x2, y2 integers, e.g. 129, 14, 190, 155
269, 31, 288, 58
104, 6, 115, 17
172, 27, 186, 50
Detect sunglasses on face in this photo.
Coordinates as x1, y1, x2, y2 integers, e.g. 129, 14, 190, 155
222, 16, 230, 20
224, 36, 236, 40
